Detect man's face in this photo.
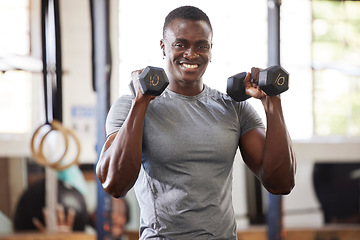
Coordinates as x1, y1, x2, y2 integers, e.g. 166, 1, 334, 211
160, 19, 212, 86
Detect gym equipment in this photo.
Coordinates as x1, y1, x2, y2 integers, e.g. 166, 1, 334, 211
129, 66, 169, 97
27, 0, 83, 233
31, 120, 68, 168
227, 72, 249, 102
227, 65, 289, 102
30, 0, 81, 171
31, 120, 81, 171
313, 163, 360, 224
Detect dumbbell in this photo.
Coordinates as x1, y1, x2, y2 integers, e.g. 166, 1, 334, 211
227, 65, 289, 102
129, 66, 169, 97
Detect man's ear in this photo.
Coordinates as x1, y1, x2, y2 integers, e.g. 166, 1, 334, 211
160, 39, 165, 57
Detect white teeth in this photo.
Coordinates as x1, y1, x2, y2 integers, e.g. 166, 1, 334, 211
182, 63, 199, 69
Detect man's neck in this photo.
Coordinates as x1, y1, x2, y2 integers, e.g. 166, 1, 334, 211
167, 81, 204, 96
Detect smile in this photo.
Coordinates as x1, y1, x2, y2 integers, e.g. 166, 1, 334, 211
181, 63, 199, 69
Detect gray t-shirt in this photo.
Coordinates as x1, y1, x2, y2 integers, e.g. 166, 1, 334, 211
106, 85, 264, 240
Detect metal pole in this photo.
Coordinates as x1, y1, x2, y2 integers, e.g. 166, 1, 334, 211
267, 0, 283, 240
268, 0, 281, 66
90, 0, 112, 239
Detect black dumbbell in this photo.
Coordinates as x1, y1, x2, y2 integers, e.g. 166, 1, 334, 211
129, 66, 169, 97
227, 65, 289, 102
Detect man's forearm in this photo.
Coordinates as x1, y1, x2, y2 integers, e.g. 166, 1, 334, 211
260, 95, 296, 195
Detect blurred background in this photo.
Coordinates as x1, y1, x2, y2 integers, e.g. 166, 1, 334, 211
0, 0, 359, 239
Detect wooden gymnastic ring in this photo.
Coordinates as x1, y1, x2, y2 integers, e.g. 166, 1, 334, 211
52, 126, 81, 171
30, 120, 69, 167
30, 123, 48, 163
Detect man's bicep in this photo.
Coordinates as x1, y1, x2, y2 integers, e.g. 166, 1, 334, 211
239, 127, 266, 176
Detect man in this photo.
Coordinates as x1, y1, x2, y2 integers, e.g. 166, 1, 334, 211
96, 6, 296, 240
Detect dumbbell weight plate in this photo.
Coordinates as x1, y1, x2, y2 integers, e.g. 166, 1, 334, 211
129, 66, 169, 97
139, 66, 169, 96
258, 66, 289, 96
227, 72, 251, 102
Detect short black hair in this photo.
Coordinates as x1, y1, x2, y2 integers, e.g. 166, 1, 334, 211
163, 6, 213, 38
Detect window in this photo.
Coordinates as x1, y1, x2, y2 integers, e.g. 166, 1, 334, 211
0, 0, 33, 134
312, 0, 360, 137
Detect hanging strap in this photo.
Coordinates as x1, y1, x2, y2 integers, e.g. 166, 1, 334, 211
41, 0, 62, 123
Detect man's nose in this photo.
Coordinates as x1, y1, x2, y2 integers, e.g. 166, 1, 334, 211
183, 47, 199, 59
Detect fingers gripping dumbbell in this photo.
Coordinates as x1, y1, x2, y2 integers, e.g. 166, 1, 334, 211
227, 65, 289, 102
129, 66, 169, 97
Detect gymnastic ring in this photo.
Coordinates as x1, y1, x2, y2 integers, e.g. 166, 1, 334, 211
30, 123, 48, 162
38, 120, 71, 168
30, 122, 50, 163
30, 120, 69, 167
51, 126, 81, 171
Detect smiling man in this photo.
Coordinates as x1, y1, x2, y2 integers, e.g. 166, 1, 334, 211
160, 16, 212, 96
96, 6, 296, 240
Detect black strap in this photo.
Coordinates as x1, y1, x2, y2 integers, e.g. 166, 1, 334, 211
41, 0, 49, 124
41, 0, 62, 124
